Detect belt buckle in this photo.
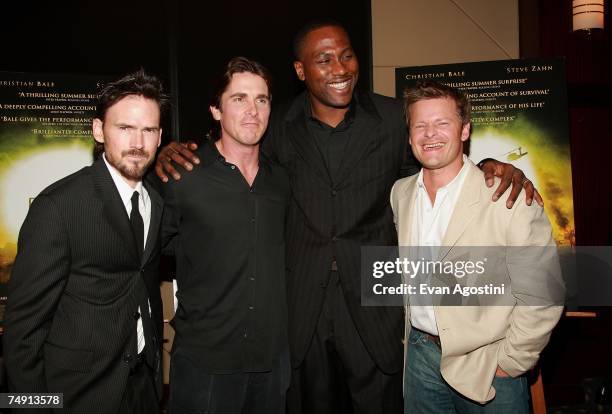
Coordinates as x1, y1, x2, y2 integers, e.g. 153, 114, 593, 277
330, 260, 338, 271
426, 333, 441, 348
413, 327, 441, 348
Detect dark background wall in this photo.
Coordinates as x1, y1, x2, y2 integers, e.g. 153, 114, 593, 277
0, 0, 372, 142
175, 2, 372, 141
520, 0, 612, 407
0, 1, 171, 82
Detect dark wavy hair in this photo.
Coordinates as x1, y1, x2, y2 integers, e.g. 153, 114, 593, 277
209, 57, 272, 141
93, 69, 168, 158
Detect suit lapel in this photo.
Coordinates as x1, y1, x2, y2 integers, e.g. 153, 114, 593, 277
283, 92, 332, 185
334, 92, 382, 185
284, 91, 382, 187
92, 158, 140, 263
400, 178, 418, 245
438, 162, 482, 260
287, 114, 332, 186
142, 183, 162, 266
398, 178, 418, 304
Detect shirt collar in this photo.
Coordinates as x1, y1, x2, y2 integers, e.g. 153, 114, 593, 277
416, 154, 470, 194
102, 153, 145, 210
305, 95, 357, 130
199, 140, 269, 172
285, 90, 382, 124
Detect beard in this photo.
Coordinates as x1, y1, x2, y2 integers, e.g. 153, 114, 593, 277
106, 149, 153, 182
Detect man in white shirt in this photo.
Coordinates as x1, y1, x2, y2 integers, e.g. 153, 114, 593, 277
390, 81, 563, 413
4, 70, 166, 413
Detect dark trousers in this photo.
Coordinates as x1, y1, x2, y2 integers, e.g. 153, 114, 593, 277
118, 353, 160, 414
287, 271, 403, 414
168, 349, 289, 414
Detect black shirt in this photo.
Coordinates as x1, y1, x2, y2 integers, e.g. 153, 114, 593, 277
306, 99, 356, 184
162, 141, 290, 373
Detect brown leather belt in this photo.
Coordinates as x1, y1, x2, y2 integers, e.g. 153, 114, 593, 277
413, 327, 441, 348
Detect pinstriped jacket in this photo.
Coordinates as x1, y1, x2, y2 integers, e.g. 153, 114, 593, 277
4, 158, 164, 413
263, 90, 418, 373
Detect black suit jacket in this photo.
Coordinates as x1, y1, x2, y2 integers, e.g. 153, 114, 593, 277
3, 158, 164, 413
263, 90, 418, 374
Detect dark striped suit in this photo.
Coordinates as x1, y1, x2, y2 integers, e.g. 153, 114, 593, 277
264, 90, 418, 412
3, 158, 164, 413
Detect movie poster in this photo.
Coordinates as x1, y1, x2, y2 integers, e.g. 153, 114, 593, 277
396, 58, 574, 246
0, 72, 105, 324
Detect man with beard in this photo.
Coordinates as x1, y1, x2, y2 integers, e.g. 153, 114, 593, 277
155, 20, 540, 414
4, 70, 166, 414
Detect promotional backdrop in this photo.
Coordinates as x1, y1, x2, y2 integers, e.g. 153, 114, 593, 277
396, 58, 574, 246
0, 72, 105, 323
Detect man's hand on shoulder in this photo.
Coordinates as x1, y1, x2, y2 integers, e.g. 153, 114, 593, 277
155, 141, 200, 182
478, 158, 543, 209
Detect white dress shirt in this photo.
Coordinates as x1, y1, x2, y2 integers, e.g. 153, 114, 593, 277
103, 154, 151, 353
409, 155, 471, 335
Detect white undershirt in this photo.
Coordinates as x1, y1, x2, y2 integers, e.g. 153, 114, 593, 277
409, 155, 471, 335
103, 154, 151, 353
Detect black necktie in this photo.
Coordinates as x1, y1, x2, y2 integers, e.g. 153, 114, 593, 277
130, 191, 156, 366
130, 191, 144, 257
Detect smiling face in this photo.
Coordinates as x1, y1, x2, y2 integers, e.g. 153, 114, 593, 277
408, 97, 470, 177
210, 71, 271, 148
293, 25, 359, 113
92, 94, 161, 187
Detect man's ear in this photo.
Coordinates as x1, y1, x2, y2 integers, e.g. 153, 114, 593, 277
294, 61, 305, 81
461, 122, 471, 142
210, 105, 221, 121
92, 118, 104, 144
157, 128, 162, 148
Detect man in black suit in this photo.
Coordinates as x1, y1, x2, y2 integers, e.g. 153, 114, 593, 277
155, 20, 540, 414
4, 70, 166, 414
